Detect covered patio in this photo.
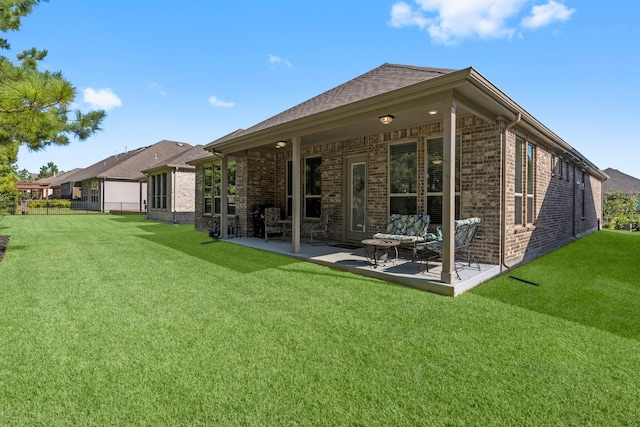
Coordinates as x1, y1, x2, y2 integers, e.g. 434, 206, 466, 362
223, 236, 500, 297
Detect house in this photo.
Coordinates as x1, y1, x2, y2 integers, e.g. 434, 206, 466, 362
141, 145, 211, 224
602, 168, 640, 196
61, 140, 193, 212
193, 63, 606, 285
34, 168, 83, 199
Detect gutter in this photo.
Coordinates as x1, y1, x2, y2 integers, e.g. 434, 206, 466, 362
501, 112, 521, 271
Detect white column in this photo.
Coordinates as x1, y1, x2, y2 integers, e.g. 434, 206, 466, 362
291, 137, 301, 253
441, 97, 456, 284
220, 155, 228, 239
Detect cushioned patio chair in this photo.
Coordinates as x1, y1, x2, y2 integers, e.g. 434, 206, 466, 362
263, 207, 283, 241
420, 217, 481, 279
305, 209, 330, 244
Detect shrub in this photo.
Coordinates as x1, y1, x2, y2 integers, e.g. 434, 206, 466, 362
28, 200, 71, 209
603, 190, 639, 231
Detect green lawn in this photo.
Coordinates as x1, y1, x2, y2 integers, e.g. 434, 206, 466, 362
0, 215, 638, 426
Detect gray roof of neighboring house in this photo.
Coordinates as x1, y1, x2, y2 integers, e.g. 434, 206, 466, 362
602, 168, 640, 195
207, 63, 456, 146
34, 168, 83, 187
142, 145, 211, 173
68, 140, 193, 183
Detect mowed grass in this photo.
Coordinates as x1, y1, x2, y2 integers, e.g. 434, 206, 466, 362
0, 215, 638, 426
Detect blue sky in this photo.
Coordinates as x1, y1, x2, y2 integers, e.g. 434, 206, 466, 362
10, 0, 640, 179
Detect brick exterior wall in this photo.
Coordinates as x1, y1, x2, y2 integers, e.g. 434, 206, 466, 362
193, 115, 603, 267
503, 127, 602, 265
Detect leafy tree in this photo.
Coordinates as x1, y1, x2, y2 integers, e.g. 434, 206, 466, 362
38, 161, 57, 178
0, 0, 105, 193
16, 167, 31, 181
603, 190, 639, 230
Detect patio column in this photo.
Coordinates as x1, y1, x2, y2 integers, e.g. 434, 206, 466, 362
220, 154, 228, 239
291, 136, 301, 253
441, 97, 456, 284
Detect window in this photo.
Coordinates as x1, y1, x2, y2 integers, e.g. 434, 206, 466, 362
305, 157, 322, 218
150, 173, 168, 209
228, 161, 236, 215
90, 179, 99, 203
526, 143, 535, 224
286, 160, 293, 217
389, 141, 417, 214
426, 136, 461, 224
212, 161, 236, 215
514, 138, 524, 225
515, 137, 536, 225
203, 166, 213, 214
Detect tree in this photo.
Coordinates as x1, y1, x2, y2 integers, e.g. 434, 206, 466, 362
0, 0, 105, 192
38, 161, 57, 178
16, 167, 30, 181
603, 190, 639, 230
0, 143, 18, 213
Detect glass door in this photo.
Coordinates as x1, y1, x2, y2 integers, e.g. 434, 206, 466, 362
346, 157, 367, 241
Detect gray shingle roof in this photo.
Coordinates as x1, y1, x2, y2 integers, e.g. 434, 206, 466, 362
602, 168, 640, 195
207, 63, 456, 146
69, 140, 193, 182
34, 168, 82, 187
143, 145, 211, 172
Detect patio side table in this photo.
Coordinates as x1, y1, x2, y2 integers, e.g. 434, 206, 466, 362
361, 239, 400, 269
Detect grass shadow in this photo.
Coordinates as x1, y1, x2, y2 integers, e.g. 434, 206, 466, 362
472, 230, 640, 341
134, 223, 298, 274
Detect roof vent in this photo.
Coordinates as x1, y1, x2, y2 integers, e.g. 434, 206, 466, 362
177, 143, 184, 147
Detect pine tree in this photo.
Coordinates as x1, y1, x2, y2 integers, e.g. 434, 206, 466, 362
0, 0, 105, 199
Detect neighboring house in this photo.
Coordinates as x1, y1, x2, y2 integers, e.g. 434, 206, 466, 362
34, 168, 83, 199
141, 145, 211, 224
193, 63, 606, 285
61, 140, 193, 212
602, 168, 640, 196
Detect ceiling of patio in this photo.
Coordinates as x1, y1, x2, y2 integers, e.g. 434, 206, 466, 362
254, 101, 478, 153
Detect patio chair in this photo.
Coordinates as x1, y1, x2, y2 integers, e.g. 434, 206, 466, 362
420, 217, 481, 279
305, 209, 330, 244
263, 207, 283, 241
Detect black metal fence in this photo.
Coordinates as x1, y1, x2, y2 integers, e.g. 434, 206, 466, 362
0, 200, 145, 216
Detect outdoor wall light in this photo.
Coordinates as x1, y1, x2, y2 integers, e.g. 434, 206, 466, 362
378, 115, 394, 125
275, 140, 287, 149
428, 110, 438, 115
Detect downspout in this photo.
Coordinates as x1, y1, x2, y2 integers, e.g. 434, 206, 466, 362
101, 178, 106, 212
172, 167, 177, 224
501, 112, 521, 271
572, 162, 576, 238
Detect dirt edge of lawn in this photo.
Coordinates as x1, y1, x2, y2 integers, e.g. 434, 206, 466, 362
0, 235, 9, 262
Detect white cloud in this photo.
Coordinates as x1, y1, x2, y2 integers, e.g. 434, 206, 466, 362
148, 82, 167, 96
522, 1, 575, 30
269, 54, 293, 68
82, 88, 122, 110
390, 0, 574, 44
208, 96, 235, 108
